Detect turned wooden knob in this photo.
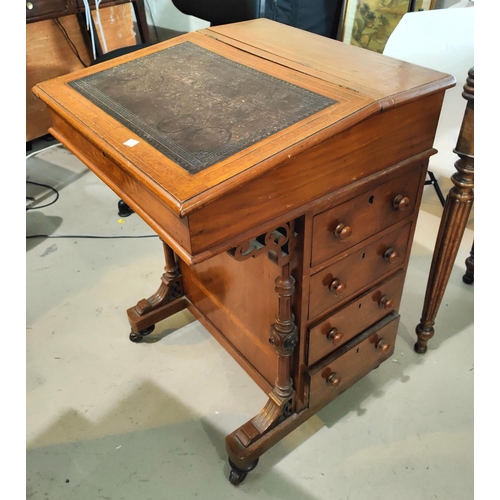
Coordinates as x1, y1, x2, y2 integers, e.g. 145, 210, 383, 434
376, 339, 391, 353
378, 295, 394, 310
327, 372, 342, 387
393, 194, 410, 211
383, 248, 399, 263
334, 223, 352, 240
326, 328, 344, 344
329, 278, 347, 296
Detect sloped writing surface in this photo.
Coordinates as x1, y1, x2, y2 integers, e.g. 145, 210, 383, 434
68, 42, 337, 174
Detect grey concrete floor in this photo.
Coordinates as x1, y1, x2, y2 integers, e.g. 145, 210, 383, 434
26, 139, 474, 499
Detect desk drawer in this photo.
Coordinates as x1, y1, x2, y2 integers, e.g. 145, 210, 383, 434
26, 0, 69, 21
307, 271, 405, 366
309, 222, 411, 320
311, 166, 422, 267
308, 313, 399, 410
75, 0, 127, 8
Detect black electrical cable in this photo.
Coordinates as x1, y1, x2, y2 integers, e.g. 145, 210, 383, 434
53, 18, 89, 68
26, 180, 157, 240
26, 181, 60, 211
26, 133, 157, 240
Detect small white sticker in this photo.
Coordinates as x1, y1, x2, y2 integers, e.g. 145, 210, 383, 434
124, 139, 139, 147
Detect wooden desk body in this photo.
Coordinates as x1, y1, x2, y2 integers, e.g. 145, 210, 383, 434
33, 19, 455, 483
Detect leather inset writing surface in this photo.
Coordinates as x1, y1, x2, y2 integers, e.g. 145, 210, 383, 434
68, 42, 337, 174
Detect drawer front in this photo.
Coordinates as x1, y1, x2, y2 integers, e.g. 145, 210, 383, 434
308, 313, 399, 410
75, 0, 125, 8
307, 271, 405, 366
309, 222, 411, 320
26, 0, 69, 21
311, 166, 422, 267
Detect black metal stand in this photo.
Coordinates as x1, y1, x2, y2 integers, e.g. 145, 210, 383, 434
425, 171, 446, 207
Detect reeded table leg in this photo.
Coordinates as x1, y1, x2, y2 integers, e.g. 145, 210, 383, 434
127, 241, 186, 342
415, 68, 474, 354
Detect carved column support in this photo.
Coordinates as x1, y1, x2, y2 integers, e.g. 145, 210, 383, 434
133, 243, 183, 315
127, 241, 186, 339
415, 67, 474, 354
270, 264, 298, 400
226, 223, 299, 463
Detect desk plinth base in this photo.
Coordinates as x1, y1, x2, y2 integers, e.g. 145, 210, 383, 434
126, 236, 302, 485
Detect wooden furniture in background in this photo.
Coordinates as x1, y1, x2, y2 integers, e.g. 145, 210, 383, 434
26, 0, 149, 143
463, 242, 474, 284
415, 67, 474, 353
32, 19, 454, 485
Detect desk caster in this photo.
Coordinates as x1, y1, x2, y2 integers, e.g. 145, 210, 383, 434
129, 325, 155, 343
228, 458, 258, 486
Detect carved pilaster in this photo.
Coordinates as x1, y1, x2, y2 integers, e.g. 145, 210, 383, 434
227, 222, 299, 452
415, 67, 474, 353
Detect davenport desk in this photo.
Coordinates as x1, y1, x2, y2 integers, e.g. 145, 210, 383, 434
33, 19, 455, 485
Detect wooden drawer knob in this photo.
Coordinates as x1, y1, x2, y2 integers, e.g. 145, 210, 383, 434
328, 278, 347, 296
327, 372, 342, 387
27, 2, 34, 9
326, 328, 344, 344
383, 248, 399, 263
334, 223, 352, 240
393, 194, 410, 211
378, 295, 394, 310
376, 339, 391, 353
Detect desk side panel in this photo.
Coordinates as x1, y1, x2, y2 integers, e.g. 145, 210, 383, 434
180, 250, 280, 391
188, 91, 445, 257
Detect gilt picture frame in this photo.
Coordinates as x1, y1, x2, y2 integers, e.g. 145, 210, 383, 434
341, 0, 437, 54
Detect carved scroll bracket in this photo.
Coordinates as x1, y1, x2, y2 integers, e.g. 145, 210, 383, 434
133, 244, 184, 316
127, 242, 186, 339
227, 221, 295, 267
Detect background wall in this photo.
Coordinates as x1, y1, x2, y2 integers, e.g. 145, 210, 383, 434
144, 0, 208, 35
143, 0, 473, 36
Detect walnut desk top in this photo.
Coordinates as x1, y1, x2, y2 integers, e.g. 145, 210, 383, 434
33, 19, 455, 485
33, 18, 454, 264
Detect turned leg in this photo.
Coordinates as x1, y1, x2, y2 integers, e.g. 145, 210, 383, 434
225, 223, 299, 484
415, 68, 474, 354
127, 241, 186, 342
463, 242, 474, 284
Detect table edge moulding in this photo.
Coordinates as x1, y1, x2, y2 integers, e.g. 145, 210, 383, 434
32, 18, 455, 485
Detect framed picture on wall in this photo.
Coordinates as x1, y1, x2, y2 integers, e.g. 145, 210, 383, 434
341, 1, 436, 53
